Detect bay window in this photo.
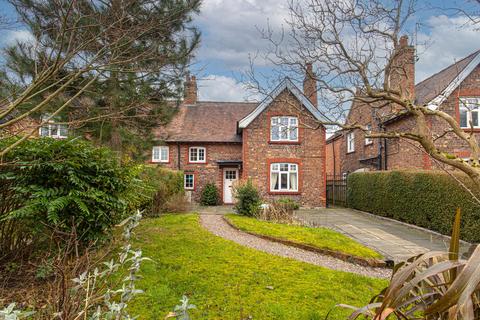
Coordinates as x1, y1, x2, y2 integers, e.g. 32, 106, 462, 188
189, 147, 206, 163
459, 98, 480, 129
271, 116, 298, 141
270, 163, 298, 192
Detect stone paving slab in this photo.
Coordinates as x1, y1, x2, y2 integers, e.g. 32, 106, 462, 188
295, 207, 474, 262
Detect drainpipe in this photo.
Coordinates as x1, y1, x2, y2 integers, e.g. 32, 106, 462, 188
177, 142, 181, 170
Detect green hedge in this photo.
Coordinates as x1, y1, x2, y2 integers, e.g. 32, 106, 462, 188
347, 171, 480, 243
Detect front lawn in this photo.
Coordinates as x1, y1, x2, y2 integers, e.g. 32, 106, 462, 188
129, 214, 387, 319
225, 214, 383, 260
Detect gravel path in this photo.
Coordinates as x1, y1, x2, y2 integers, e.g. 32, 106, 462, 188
200, 214, 392, 279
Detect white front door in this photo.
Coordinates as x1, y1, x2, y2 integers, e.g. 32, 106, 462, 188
223, 168, 238, 204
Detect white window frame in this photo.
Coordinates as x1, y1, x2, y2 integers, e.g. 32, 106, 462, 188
270, 163, 299, 192
152, 146, 169, 163
184, 173, 194, 190
189, 147, 206, 163
347, 131, 355, 153
459, 98, 480, 129
270, 116, 298, 142
364, 124, 373, 145
39, 123, 68, 139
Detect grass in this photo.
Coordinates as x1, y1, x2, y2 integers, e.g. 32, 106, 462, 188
128, 214, 387, 319
225, 214, 383, 260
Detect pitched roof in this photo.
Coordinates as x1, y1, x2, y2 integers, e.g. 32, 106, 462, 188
154, 101, 257, 143
415, 49, 480, 106
238, 78, 329, 128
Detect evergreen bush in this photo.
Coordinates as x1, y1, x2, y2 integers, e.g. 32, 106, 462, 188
200, 183, 219, 206
347, 170, 480, 243
233, 179, 261, 216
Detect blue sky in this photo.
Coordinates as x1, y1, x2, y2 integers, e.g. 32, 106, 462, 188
1, 0, 479, 102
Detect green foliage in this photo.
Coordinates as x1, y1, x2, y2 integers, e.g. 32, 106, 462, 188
0, 137, 145, 244
276, 198, 300, 210
128, 214, 387, 319
200, 183, 219, 206
225, 214, 382, 259
233, 179, 262, 216
347, 170, 480, 243
140, 166, 185, 215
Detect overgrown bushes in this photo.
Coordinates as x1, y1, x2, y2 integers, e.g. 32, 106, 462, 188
233, 179, 261, 216
347, 170, 480, 243
140, 165, 187, 215
0, 137, 145, 251
200, 183, 219, 206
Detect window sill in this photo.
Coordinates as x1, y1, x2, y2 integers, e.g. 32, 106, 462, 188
187, 161, 207, 165
462, 128, 480, 132
268, 191, 300, 195
364, 142, 373, 147
347, 150, 355, 154
268, 140, 301, 145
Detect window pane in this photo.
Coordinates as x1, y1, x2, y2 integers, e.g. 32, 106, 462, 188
161, 147, 168, 161
280, 117, 288, 125
190, 148, 197, 161
280, 173, 288, 189
290, 172, 297, 190
289, 164, 297, 171
280, 164, 288, 171
59, 125, 68, 137
460, 108, 468, 128
472, 111, 479, 127
40, 126, 49, 136
272, 117, 278, 125
272, 164, 279, 171
185, 174, 194, 189
271, 172, 279, 190
198, 148, 205, 161
50, 125, 58, 136
271, 125, 279, 140
280, 126, 288, 139
290, 117, 297, 125
290, 127, 297, 140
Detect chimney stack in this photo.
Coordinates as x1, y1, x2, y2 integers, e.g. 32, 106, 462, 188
184, 73, 197, 104
388, 35, 415, 100
303, 63, 318, 108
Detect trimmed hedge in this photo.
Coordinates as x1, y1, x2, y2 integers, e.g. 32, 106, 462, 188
347, 170, 480, 243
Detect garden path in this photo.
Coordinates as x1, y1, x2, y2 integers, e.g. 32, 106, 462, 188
296, 207, 474, 263
200, 214, 391, 279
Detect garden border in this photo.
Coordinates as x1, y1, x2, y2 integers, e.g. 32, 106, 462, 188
222, 216, 388, 268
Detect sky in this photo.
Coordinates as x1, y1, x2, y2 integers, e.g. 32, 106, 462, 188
1, 0, 479, 102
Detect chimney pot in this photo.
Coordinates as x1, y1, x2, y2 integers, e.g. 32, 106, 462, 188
399, 35, 409, 48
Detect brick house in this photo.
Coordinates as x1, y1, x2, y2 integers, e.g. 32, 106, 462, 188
152, 69, 328, 206
328, 37, 480, 175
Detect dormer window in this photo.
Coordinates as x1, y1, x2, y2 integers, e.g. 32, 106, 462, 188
189, 147, 206, 163
271, 116, 298, 142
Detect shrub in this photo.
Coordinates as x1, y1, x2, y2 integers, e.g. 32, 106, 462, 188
347, 170, 480, 243
257, 201, 296, 223
140, 166, 185, 215
233, 179, 261, 216
0, 137, 143, 245
200, 183, 219, 206
277, 198, 300, 210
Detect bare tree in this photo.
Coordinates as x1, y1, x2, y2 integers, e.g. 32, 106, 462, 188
246, 0, 480, 187
0, 0, 200, 158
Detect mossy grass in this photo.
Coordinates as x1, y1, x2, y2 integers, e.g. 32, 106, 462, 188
128, 214, 387, 319
225, 214, 382, 260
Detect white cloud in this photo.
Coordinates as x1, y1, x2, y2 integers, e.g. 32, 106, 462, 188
195, 0, 289, 69
198, 74, 260, 101
3, 29, 35, 45
416, 15, 480, 82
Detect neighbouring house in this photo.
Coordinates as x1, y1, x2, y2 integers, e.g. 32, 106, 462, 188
152, 69, 328, 206
328, 36, 480, 175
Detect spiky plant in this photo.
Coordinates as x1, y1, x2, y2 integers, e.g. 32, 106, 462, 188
344, 208, 480, 320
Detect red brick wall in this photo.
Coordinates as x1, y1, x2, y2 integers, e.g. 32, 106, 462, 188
242, 90, 326, 207
325, 136, 342, 176
162, 142, 242, 203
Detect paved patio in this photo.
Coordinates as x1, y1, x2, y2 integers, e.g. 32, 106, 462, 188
295, 207, 474, 262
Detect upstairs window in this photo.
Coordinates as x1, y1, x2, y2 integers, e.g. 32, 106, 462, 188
459, 98, 480, 129
152, 146, 169, 163
189, 147, 206, 163
271, 116, 298, 142
270, 163, 298, 192
365, 124, 373, 145
347, 131, 355, 153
